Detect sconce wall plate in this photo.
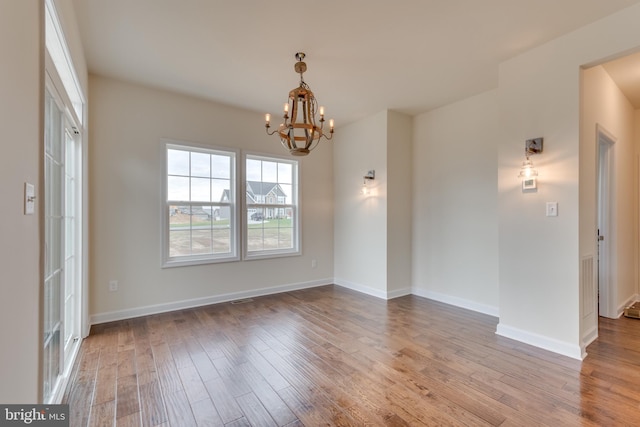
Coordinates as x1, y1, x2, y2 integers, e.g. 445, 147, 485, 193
522, 177, 537, 191
525, 138, 543, 155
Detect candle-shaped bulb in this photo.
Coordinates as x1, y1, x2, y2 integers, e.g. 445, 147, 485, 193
329, 119, 335, 130
283, 103, 289, 113
319, 106, 325, 117
265, 113, 271, 124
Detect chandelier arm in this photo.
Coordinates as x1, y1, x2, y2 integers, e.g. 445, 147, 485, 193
320, 132, 333, 141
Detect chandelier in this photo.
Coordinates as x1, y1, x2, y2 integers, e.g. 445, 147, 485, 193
265, 52, 334, 156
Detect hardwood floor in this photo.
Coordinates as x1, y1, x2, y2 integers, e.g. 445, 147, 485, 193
63, 285, 640, 426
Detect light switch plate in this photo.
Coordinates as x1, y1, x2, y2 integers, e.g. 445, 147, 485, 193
25, 182, 35, 215
546, 201, 558, 217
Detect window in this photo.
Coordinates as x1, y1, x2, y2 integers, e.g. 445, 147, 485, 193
163, 141, 238, 266
244, 154, 299, 259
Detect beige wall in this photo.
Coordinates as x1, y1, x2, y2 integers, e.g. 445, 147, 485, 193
333, 110, 389, 296
0, 0, 43, 403
88, 76, 334, 321
387, 111, 413, 295
581, 65, 638, 329
498, 3, 640, 359
412, 90, 500, 314
333, 110, 412, 298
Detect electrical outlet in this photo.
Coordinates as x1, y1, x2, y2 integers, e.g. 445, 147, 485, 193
109, 280, 118, 292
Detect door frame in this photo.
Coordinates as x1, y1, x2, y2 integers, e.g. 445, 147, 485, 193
597, 124, 616, 318
44, 52, 85, 405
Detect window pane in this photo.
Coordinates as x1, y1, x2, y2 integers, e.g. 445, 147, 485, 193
277, 218, 294, 248
247, 227, 264, 252
213, 227, 230, 253
280, 184, 292, 204
212, 179, 230, 203
191, 214, 213, 255
212, 155, 230, 179
168, 149, 189, 175
262, 161, 278, 182
168, 176, 189, 201
191, 152, 210, 178
278, 163, 292, 184
246, 158, 262, 181
169, 230, 191, 257
191, 177, 211, 202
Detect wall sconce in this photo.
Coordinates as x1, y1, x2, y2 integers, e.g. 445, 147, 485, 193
361, 170, 375, 195
518, 138, 543, 190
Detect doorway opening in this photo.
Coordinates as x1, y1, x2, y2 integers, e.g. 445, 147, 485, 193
597, 126, 615, 319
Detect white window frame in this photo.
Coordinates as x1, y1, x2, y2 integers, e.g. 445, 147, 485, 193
243, 152, 300, 260
161, 139, 239, 267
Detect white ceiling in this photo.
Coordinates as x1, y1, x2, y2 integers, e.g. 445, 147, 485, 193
71, 0, 640, 125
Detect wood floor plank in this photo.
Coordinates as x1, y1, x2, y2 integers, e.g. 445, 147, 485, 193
203, 377, 244, 424
64, 285, 640, 427
164, 389, 197, 427
234, 393, 278, 427
116, 374, 140, 420
88, 400, 115, 427
139, 380, 167, 427
236, 361, 297, 426
177, 363, 210, 404
189, 351, 219, 383
190, 398, 224, 427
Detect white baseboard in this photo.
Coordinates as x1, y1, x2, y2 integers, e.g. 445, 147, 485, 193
617, 293, 640, 318
90, 278, 332, 325
411, 288, 499, 317
387, 287, 413, 299
581, 326, 598, 357
333, 278, 411, 300
496, 323, 584, 360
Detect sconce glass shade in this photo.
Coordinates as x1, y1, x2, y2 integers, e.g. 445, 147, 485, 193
360, 170, 375, 195
360, 181, 369, 195
518, 158, 538, 178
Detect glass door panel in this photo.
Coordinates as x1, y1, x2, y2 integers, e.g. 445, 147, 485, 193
44, 89, 64, 401
44, 82, 82, 403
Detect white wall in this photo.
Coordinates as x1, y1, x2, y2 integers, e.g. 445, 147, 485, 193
333, 110, 389, 296
0, 0, 42, 403
498, 3, 640, 359
581, 65, 637, 324
387, 111, 413, 296
333, 110, 412, 298
412, 90, 500, 315
88, 76, 334, 321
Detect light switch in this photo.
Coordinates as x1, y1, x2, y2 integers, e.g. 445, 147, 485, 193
24, 182, 35, 215
546, 201, 558, 217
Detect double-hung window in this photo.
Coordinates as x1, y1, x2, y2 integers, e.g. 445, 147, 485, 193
162, 141, 239, 266
244, 154, 300, 259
